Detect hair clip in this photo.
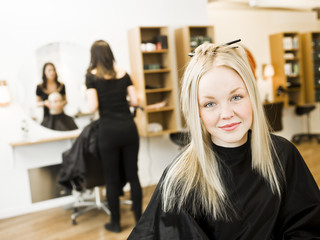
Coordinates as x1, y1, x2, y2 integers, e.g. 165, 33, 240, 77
224, 39, 241, 46
187, 39, 241, 57
188, 52, 195, 57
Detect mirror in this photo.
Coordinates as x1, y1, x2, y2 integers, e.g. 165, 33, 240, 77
17, 42, 92, 131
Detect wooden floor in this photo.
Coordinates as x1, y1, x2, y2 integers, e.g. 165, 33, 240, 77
0, 141, 319, 240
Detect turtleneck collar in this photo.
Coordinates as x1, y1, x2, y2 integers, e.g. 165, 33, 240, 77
211, 131, 251, 167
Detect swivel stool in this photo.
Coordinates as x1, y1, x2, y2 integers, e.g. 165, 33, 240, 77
291, 104, 320, 144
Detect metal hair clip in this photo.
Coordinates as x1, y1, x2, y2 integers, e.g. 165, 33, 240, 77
224, 39, 241, 46
188, 52, 195, 57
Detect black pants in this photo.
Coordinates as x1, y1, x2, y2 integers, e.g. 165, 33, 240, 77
98, 120, 142, 223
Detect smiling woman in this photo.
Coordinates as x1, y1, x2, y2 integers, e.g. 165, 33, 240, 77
16, 42, 91, 131
129, 42, 320, 239
198, 66, 253, 147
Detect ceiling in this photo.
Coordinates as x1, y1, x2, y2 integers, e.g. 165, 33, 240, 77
207, 0, 320, 11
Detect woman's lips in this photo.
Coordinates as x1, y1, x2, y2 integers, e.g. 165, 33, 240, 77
219, 122, 241, 131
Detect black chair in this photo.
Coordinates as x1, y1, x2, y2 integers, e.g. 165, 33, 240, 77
291, 104, 320, 144
263, 101, 284, 132
169, 131, 190, 149
69, 152, 132, 225
69, 152, 110, 225
58, 120, 132, 225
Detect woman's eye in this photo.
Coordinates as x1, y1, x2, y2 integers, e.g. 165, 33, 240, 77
205, 102, 216, 108
232, 95, 242, 101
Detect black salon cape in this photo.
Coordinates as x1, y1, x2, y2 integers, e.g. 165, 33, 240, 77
58, 120, 100, 190
128, 134, 320, 239
41, 112, 78, 131
58, 119, 127, 193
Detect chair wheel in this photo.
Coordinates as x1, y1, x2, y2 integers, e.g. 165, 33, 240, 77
72, 219, 77, 225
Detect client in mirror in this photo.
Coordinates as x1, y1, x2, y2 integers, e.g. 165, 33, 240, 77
42, 92, 78, 131
36, 62, 78, 131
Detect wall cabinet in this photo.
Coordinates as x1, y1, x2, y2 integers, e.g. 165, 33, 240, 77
128, 26, 178, 137
301, 32, 320, 103
175, 26, 214, 126
269, 32, 305, 106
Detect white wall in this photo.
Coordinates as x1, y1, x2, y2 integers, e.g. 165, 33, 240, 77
207, 2, 320, 140
0, 0, 209, 219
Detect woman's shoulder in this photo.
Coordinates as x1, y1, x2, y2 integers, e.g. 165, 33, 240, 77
270, 134, 296, 153
114, 65, 127, 78
270, 133, 291, 146
86, 71, 95, 78
56, 82, 65, 92
270, 133, 303, 164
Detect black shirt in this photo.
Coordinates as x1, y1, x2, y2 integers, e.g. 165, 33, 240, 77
85, 73, 133, 120
36, 83, 66, 117
128, 134, 320, 239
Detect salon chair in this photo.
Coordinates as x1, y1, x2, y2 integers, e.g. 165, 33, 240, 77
69, 152, 110, 225
170, 131, 190, 149
69, 152, 132, 225
263, 101, 284, 132
291, 104, 320, 144
58, 119, 132, 225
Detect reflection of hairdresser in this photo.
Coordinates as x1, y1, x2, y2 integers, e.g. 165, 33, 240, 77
85, 40, 142, 233
41, 92, 78, 131
36, 62, 67, 124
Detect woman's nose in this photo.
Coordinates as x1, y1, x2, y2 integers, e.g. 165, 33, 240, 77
220, 103, 234, 119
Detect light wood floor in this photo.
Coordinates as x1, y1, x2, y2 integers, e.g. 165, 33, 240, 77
0, 141, 319, 240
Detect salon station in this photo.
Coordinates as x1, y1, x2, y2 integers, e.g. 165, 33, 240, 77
0, 0, 320, 239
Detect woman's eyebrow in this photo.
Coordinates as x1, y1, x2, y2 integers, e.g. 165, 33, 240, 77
230, 87, 243, 94
199, 87, 245, 100
199, 95, 215, 100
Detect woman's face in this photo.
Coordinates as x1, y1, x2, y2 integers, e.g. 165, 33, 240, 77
198, 66, 253, 147
45, 64, 56, 81
49, 94, 64, 113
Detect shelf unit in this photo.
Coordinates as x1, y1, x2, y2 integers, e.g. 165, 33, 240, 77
175, 26, 214, 82
175, 26, 214, 127
301, 32, 320, 103
269, 32, 305, 107
128, 26, 178, 137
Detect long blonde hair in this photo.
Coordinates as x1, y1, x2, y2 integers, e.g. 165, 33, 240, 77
161, 42, 284, 220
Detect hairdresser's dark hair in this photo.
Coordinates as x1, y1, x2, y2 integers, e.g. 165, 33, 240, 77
42, 62, 60, 89
87, 40, 116, 78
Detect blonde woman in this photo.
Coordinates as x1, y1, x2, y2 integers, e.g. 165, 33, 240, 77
128, 41, 320, 239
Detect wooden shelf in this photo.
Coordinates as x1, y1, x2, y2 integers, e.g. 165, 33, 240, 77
142, 50, 169, 54
301, 32, 320, 103
146, 107, 174, 113
144, 69, 170, 74
175, 25, 214, 127
128, 26, 178, 137
269, 32, 305, 107
10, 131, 80, 147
145, 88, 172, 93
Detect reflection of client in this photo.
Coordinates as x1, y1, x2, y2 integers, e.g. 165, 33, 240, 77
36, 62, 77, 130
36, 62, 66, 123
41, 92, 78, 131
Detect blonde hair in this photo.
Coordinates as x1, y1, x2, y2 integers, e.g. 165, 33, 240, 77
161, 42, 284, 220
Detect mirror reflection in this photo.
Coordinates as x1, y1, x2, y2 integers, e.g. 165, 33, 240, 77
17, 42, 92, 131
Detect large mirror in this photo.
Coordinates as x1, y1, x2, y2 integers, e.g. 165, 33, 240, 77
17, 42, 92, 131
